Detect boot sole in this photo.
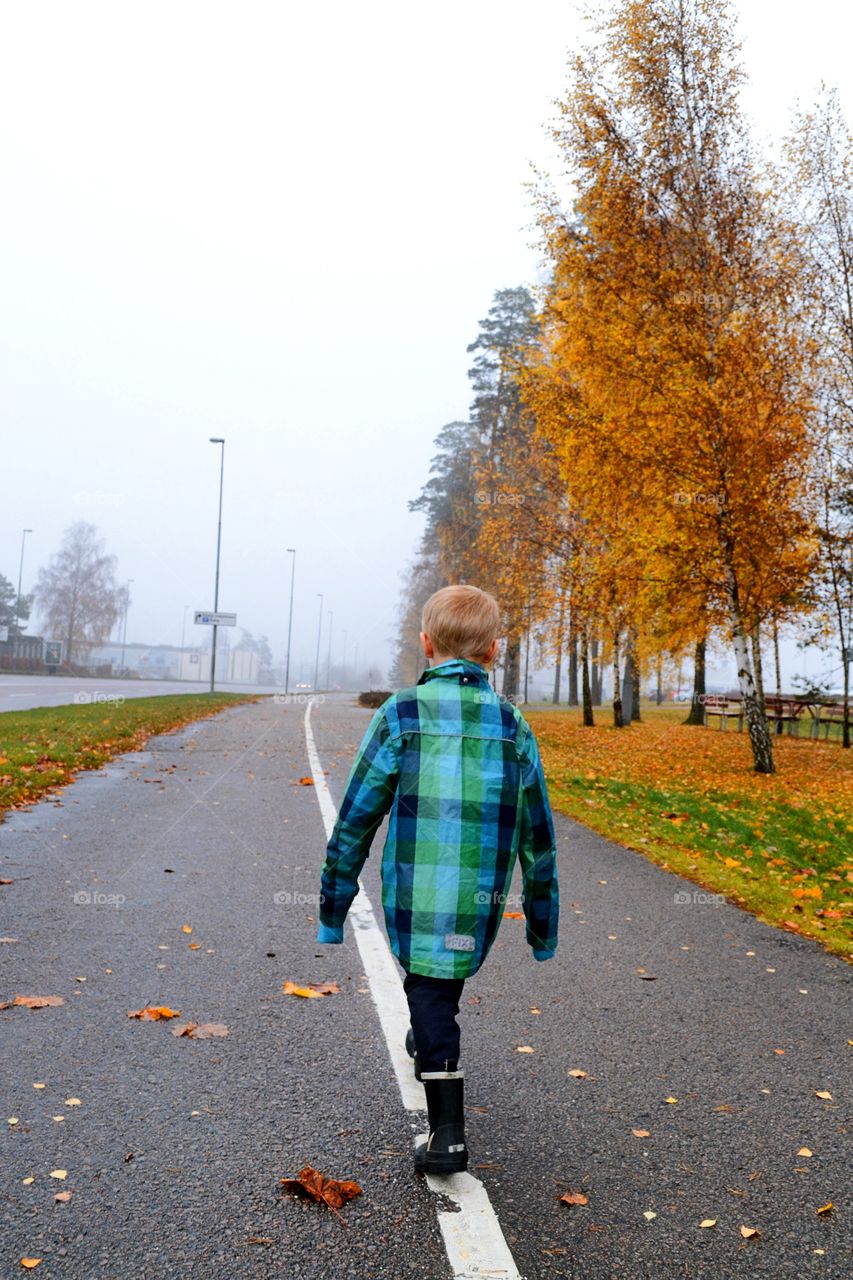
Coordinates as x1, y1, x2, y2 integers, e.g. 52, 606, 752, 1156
414, 1151, 468, 1175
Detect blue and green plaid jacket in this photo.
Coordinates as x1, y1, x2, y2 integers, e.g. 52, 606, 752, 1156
317, 658, 559, 978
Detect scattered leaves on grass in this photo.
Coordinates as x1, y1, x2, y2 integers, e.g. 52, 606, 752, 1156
127, 1005, 181, 1020
172, 1022, 229, 1039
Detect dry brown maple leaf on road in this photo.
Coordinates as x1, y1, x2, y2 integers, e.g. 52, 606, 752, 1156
283, 980, 340, 998
5, 996, 65, 1010
127, 1005, 181, 1020
280, 1164, 362, 1225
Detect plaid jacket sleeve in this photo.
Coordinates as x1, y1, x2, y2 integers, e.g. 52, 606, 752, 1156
318, 703, 400, 938
516, 723, 559, 958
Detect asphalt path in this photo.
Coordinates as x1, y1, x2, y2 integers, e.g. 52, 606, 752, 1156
0, 675, 280, 712
0, 695, 849, 1279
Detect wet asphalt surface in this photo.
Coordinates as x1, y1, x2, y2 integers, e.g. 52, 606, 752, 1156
0, 695, 849, 1280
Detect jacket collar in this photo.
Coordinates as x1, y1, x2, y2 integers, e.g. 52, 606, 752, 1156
417, 658, 492, 687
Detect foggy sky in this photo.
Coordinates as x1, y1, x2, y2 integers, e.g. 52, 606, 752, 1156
2, 1, 850, 684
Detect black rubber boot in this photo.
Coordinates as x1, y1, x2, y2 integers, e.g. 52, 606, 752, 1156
405, 1027, 423, 1081
414, 1070, 468, 1175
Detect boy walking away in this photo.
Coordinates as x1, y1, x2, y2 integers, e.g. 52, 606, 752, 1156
317, 585, 559, 1174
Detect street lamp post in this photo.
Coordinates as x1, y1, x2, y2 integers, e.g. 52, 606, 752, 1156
313, 593, 324, 691
342, 629, 347, 688
285, 548, 296, 694
325, 610, 333, 691
209, 437, 226, 693
16, 528, 32, 633
120, 579, 134, 673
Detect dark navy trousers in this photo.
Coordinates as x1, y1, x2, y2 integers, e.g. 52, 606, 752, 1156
403, 970, 465, 1071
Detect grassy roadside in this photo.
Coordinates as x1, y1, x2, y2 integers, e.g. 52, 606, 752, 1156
526, 705, 853, 960
0, 693, 261, 819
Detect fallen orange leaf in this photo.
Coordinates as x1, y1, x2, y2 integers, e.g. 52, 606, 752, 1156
560, 1190, 589, 1207
12, 996, 64, 1009
127, 1005, 181, 1020
280, 1164, 361, 1221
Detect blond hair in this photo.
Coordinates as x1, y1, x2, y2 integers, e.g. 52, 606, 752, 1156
421, 585, 500, 663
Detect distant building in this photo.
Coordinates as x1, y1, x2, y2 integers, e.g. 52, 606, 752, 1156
85, 641, 260, 684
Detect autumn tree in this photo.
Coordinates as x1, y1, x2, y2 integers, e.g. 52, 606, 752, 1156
34, 522, 124, 663
528, 0, 817, 772
785, 86, 853, 746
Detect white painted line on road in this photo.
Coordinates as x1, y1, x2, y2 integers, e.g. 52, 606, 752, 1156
304, 698, 521, 1280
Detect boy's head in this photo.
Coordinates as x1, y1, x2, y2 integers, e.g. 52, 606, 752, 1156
420, 585, 500, 668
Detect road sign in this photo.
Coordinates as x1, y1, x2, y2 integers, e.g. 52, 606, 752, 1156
44, 640, 62, 664
194, 611, 237, 626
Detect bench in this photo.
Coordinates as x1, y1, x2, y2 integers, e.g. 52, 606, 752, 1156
702, 695, 744, 731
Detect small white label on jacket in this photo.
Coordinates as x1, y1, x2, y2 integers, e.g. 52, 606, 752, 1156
444, 933, 475, 952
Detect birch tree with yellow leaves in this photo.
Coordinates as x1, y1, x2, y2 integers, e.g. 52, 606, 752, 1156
526, 0, 817, 773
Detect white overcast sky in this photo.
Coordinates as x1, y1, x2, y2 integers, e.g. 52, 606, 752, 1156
1, 0, 850, 683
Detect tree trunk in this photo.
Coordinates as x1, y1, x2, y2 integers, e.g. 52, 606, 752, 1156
655, 653, 663, 705
684, 635, 707, 726
620, 631, 634, 723
631, 635, 641, 721
612, 630, 624, 728
568, 624, 579, 706
750, 622, 766, 713
591, 635, 601, 705
503, 632, 521, 700
552, 590, 567, 705
523, 626, 531, 704
729, 589, 775, 773
581, 628, 594, 726
772, 617, 782, 699
843, 650, 851, 750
